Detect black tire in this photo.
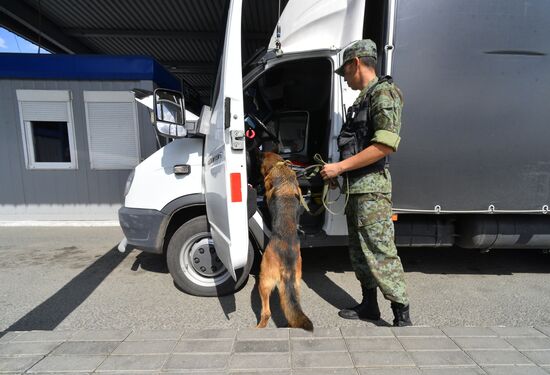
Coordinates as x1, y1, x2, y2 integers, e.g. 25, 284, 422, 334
166, 215, 254, 296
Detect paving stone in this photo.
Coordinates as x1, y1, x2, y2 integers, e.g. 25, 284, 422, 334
358, 367, 421, 374
237, 328, 288, 340
294, 369, 358, 375
12, 330, 74, 342
351, 351, 415, 367
453, 337, 514, 350
164, 353, 230, 370
522, 351, 550, 366
290, 327, 342, 338
96, 354, 167, 372
346, 337, 403, 352
420, 369, 486, 375
69, 329, 131, 341
173, 339, 234, 353
441, 327, 498, 338
341, 327, 394, 338
0, 331, 22, 343
490, 327, 545, 337
228, 353, 290, 370
291, 338, 347, 352
111, 339, 176, 354
293, 351, 354, 368
466, 350, 533, 365
535, 327, 550, 337
179, 329, 236, 340
409, 351, 476, 367
234, 339, 289, 353
392, 327, 445, 337
398, 337, 460, 351
27, 355, 106, 373
229, 372, 292, 375
0, 341, 61, 355
0, 355, 43, 373
482, 365, 550, 375
51, 341, 120, 355
125, 329, 183, 341
506, 337, 550, 350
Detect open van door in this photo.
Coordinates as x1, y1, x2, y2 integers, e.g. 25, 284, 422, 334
204, 0, 248, 280
268, 0, 365, 53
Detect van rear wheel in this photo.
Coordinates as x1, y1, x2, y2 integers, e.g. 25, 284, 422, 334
166, 215, 254, 296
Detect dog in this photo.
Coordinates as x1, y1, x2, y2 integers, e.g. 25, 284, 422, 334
256, 151, 313, 331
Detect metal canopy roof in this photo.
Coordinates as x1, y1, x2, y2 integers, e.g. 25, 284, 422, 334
0, 0, 288, 112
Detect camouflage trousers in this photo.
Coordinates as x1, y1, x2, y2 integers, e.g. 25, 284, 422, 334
345, 192, 409, 305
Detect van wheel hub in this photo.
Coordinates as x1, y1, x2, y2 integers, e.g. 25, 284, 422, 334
188, 238, 225, 277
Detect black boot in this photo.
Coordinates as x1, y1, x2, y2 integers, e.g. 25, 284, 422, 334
338, 286, 381, 320
391, 302, 412, 327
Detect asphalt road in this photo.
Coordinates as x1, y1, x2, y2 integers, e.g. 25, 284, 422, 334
1, 227, 549, 332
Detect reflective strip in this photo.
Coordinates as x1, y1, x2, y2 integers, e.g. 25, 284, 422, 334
230, 173, 242, 202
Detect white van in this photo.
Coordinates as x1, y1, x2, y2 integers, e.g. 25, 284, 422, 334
119, 0, 550, 296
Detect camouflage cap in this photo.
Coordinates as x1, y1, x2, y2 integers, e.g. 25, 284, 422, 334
335, 39, 378, 76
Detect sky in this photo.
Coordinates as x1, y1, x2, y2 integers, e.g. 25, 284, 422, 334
0, 27, 51, 53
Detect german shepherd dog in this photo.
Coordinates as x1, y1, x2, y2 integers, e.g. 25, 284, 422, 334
256, 152, 313, 331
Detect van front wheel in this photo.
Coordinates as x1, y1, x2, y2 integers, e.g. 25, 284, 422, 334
166, 215, 254, 296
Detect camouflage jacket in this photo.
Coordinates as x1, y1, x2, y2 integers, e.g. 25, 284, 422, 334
347, 76, 403, 194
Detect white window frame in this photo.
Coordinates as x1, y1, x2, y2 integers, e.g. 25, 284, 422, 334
16, 90, 78, 170
83, 91, 141, 170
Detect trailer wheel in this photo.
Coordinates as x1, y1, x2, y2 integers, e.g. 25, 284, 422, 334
166, 215, 254, 296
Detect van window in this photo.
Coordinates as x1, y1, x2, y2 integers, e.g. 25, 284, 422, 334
244, 57, 332, 161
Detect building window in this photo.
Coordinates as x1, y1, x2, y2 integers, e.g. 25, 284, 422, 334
84, 91, 140, 170
16, 90, 77, 169
30, 121, 71, 162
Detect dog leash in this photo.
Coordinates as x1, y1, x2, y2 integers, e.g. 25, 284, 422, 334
295, 154, 349, 216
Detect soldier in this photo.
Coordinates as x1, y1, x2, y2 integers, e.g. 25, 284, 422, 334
320, 39, 412, 326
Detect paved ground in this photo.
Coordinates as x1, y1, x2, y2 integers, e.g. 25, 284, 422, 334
1, 227, 550, 331
1, 226, 550, 373
1, 326, 550, 374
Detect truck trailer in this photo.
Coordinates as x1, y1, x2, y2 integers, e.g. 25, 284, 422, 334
119, 0, 550, 296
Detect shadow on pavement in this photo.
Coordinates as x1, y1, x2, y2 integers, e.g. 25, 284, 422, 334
299, 246, 550, 276
130, 251, 168, 273
3, 246, 129, 333
134, 250, 240, 320
399, 247, 550, 275
300, 246, 357, 309
249, 275, 293, 328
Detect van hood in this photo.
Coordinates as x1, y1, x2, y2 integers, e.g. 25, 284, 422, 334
268, 0, 365, 53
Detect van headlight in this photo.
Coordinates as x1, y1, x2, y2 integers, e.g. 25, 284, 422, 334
124, 169, 135, 197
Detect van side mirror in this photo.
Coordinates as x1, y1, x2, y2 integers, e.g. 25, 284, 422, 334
153, 89, 186, 138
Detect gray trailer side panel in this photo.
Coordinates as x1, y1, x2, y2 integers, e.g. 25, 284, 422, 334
390, 0, 550, 211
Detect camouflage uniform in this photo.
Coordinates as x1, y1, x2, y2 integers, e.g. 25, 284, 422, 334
337, 41, 409, 306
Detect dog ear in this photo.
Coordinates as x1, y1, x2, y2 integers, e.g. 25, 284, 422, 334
260, 152, 271, 177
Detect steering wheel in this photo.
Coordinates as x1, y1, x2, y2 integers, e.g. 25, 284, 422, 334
248, 113, 279, 142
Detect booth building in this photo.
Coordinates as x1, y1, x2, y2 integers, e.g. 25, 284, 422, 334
0, 54, 180, 221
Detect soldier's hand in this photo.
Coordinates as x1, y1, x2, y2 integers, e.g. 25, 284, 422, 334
321, 163, 344, 180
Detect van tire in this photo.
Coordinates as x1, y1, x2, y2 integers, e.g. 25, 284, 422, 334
166, 215, 254, 296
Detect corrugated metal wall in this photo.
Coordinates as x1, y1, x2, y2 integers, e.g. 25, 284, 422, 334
0, 79, 157, 220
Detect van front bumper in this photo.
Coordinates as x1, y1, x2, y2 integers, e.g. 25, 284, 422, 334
118, 206, 168, 254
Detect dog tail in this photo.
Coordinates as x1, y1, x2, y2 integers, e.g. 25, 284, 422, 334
279, 273, 314, 332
